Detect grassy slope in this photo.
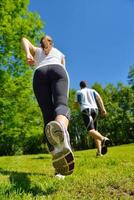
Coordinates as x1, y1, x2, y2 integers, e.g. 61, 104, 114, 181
0, 144, 134, 200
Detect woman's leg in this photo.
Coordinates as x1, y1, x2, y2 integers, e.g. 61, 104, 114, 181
55, 115, 69, 129
49, 65, 70, 129
45, 65, 74, 175
33, 66, 55, 152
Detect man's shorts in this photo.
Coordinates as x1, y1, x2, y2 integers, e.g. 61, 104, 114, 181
81, 108, 98, 131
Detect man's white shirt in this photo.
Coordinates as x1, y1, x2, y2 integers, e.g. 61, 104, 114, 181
76, 88, 99, 111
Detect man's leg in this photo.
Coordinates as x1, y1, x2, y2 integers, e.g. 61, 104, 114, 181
89, 129, 104, 141
95, 139, 102, 156
82, 109, 110, 156
89, 129, 110, 155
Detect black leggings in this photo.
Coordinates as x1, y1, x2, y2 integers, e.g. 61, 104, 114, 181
33, 64, 70, 151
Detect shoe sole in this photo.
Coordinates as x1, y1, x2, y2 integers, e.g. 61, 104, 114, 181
45, 121, 64, 146
101, 146, 107, 155
45, 121, 75, 175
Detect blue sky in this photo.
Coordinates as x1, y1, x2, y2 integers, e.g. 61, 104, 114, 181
29, 0, 134, 90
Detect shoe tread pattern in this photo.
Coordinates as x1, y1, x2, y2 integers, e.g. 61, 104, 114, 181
45, 121, 75, 176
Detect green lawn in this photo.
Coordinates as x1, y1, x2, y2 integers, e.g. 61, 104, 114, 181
0, 144, 134, 200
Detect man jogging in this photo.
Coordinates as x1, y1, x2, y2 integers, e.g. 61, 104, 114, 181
75, 81, 110, 157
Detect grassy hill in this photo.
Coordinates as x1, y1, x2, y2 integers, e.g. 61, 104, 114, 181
0, 144, 134, 200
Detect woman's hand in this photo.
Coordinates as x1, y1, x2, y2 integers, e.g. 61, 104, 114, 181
26, 53, 35, 66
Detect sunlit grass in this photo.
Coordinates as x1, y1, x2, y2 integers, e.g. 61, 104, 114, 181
0, 144, 134, 200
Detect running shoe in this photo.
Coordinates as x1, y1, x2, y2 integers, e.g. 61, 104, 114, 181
45, 121, 75, 176
101, 137, 111, 155
96, 152, 103, 158
55, 173, 65, 180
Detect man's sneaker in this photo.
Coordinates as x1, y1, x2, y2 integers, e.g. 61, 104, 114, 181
96, 152, 103, 158
55, 173, 65, 180
45, 121, 75, 176
101, 137, 111, 155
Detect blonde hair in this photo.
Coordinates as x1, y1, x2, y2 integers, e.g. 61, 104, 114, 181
40, 35, 53, 49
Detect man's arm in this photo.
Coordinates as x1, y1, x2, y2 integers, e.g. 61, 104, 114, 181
74, 92, 81, 109
96, 93, 107, 117
21, 37, 37, 65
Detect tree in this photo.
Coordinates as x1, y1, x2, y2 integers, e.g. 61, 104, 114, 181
128, 66, 134, 89
0, 0, 43, 75
0, 0, 46, 155
97, 82, 134, 145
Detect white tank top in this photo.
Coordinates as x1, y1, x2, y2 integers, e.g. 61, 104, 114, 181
34, 47, 65, 70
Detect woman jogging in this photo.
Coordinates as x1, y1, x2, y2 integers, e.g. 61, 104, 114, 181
21, 35, 74, 177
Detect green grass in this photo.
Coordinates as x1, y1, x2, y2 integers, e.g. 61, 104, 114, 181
0, 144, 134, 200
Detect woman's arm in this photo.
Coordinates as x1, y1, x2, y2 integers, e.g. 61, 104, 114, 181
21, 37, 36, 65
61, 55, 66, 66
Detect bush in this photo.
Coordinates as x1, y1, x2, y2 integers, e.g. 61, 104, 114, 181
23, 134, 48, 154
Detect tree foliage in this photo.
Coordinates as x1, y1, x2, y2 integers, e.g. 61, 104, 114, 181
128, 65, 134, 88
68, 80, 134, 150
0, 0, 46, 155
0, 0, 43, 75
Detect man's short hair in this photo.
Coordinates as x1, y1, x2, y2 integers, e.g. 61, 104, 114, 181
80, 81, 87, 88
